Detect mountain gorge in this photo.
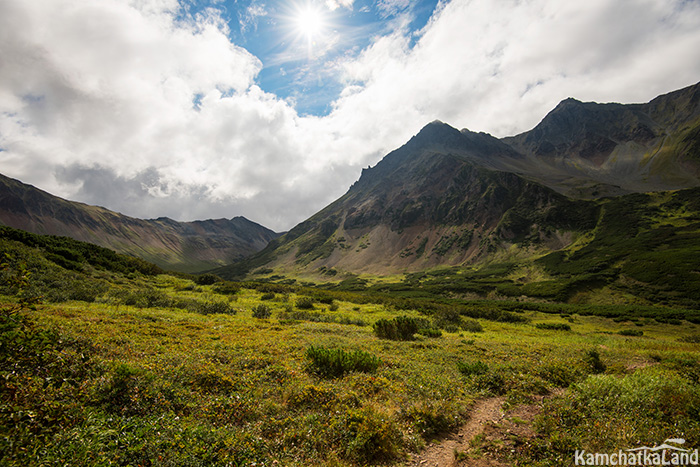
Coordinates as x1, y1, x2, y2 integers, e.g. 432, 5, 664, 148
0, 173, 279, 273
216, 82, 700, 306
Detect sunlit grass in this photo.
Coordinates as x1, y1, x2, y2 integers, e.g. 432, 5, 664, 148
3, 269, 700, 465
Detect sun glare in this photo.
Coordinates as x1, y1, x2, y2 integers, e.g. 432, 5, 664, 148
296, 6, 324, 40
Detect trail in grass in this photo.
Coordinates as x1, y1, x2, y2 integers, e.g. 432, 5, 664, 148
407, 396, 506, 467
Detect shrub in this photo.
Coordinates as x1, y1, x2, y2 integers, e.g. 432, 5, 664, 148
473, 370, 508, 395
305, 346, 381, 378
212, 282, 241, 295
535, 322, 571, 331
373, 316, 419, 341
457, 360, 489, 377
195, 300, 236, 315
96, 364, 185, 416
345, 407, 403, 463
418, 328, 442, 338
315, 295, 334, 305
619, 329, 643, 337
461, 318, 483, 333
296, 297, 315, 310
585, 349, 606, 374
252, 304, 272, 319
195, 273, 220, 285
401, 400, 462, 439
536, 361, 582, 387
260, 292, 275, 300
537, 368, 700, 456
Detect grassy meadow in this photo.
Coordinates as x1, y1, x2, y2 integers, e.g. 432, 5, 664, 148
2, 228, 700, 466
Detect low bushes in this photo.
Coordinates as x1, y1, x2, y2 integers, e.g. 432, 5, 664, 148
373, 316, 418, 340
619, 329, 643, 337
535, 322, 571, 331
457, 359, 489, 377
536, 368, 700, 456
305, 346, 381, 378
296, 297, 315, 309
252, 304, 272, 319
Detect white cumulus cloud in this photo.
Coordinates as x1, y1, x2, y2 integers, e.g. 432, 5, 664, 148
1, 0, 699, 232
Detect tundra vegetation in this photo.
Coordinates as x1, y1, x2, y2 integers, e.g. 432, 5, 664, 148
1, 226, 699, 466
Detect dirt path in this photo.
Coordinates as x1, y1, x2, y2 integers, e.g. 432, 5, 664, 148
406, 397, 506, 467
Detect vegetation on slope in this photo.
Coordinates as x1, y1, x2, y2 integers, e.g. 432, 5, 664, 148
233, 186, 700, 312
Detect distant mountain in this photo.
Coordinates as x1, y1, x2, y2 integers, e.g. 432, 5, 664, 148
214, 82, 700, 286
0, 173, 280, 273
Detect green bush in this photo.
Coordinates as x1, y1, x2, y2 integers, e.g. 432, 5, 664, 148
195, 273, 220, 285
296, 297, 315, 310
619, 329, 643, 337
457, 360, 489, 377
212, 282, 241, 295
536, 361, 582, 387
418, 327, 442, 338
461, 318, 483, 332
373, 316, 419, 341
345, 407, 403, 463
252, 304, 272, 319
401, 400, 462, 439
537, 368, 700, 456
473, 369, 508, 395
305, 346, 381, 378
536, 322, 571, 331
195, 300, 236, 315
260, 292, 275, 300
585, 349, 606, 374
95, 364, 186, 416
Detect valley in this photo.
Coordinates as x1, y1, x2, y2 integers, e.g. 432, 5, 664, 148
1, 226, 700, 466
2, 81, 700, 466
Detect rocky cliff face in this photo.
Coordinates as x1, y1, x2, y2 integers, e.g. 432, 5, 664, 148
0, 173, 279, 273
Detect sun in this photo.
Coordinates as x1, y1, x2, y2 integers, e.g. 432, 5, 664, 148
295, 6, 325, 40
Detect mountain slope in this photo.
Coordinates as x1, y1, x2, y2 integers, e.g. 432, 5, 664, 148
0, 173, 279, 273
213, 82, 700, 309
215, 121, 600, 278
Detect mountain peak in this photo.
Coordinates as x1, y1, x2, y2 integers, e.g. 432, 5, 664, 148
408, 120, 464, 150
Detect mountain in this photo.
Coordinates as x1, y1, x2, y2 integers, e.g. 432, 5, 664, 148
500, 82, 700, 197
215, 120, 601, 277
0, 173, 280, 273
214, 82, 700, 307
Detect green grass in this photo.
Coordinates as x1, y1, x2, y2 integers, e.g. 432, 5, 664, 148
2, 225, 700, 465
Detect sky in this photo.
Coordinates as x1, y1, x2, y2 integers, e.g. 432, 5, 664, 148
1, 0, 699, 232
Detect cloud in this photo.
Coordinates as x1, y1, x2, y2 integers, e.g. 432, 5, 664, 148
326, 0, 354, 11
239, 1, 268, 34
376, 0, 411, 17
335, 0, 700, 137
1, 0, 699, 232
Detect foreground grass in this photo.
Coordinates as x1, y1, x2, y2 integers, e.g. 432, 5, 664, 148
2, 274, 700, 466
